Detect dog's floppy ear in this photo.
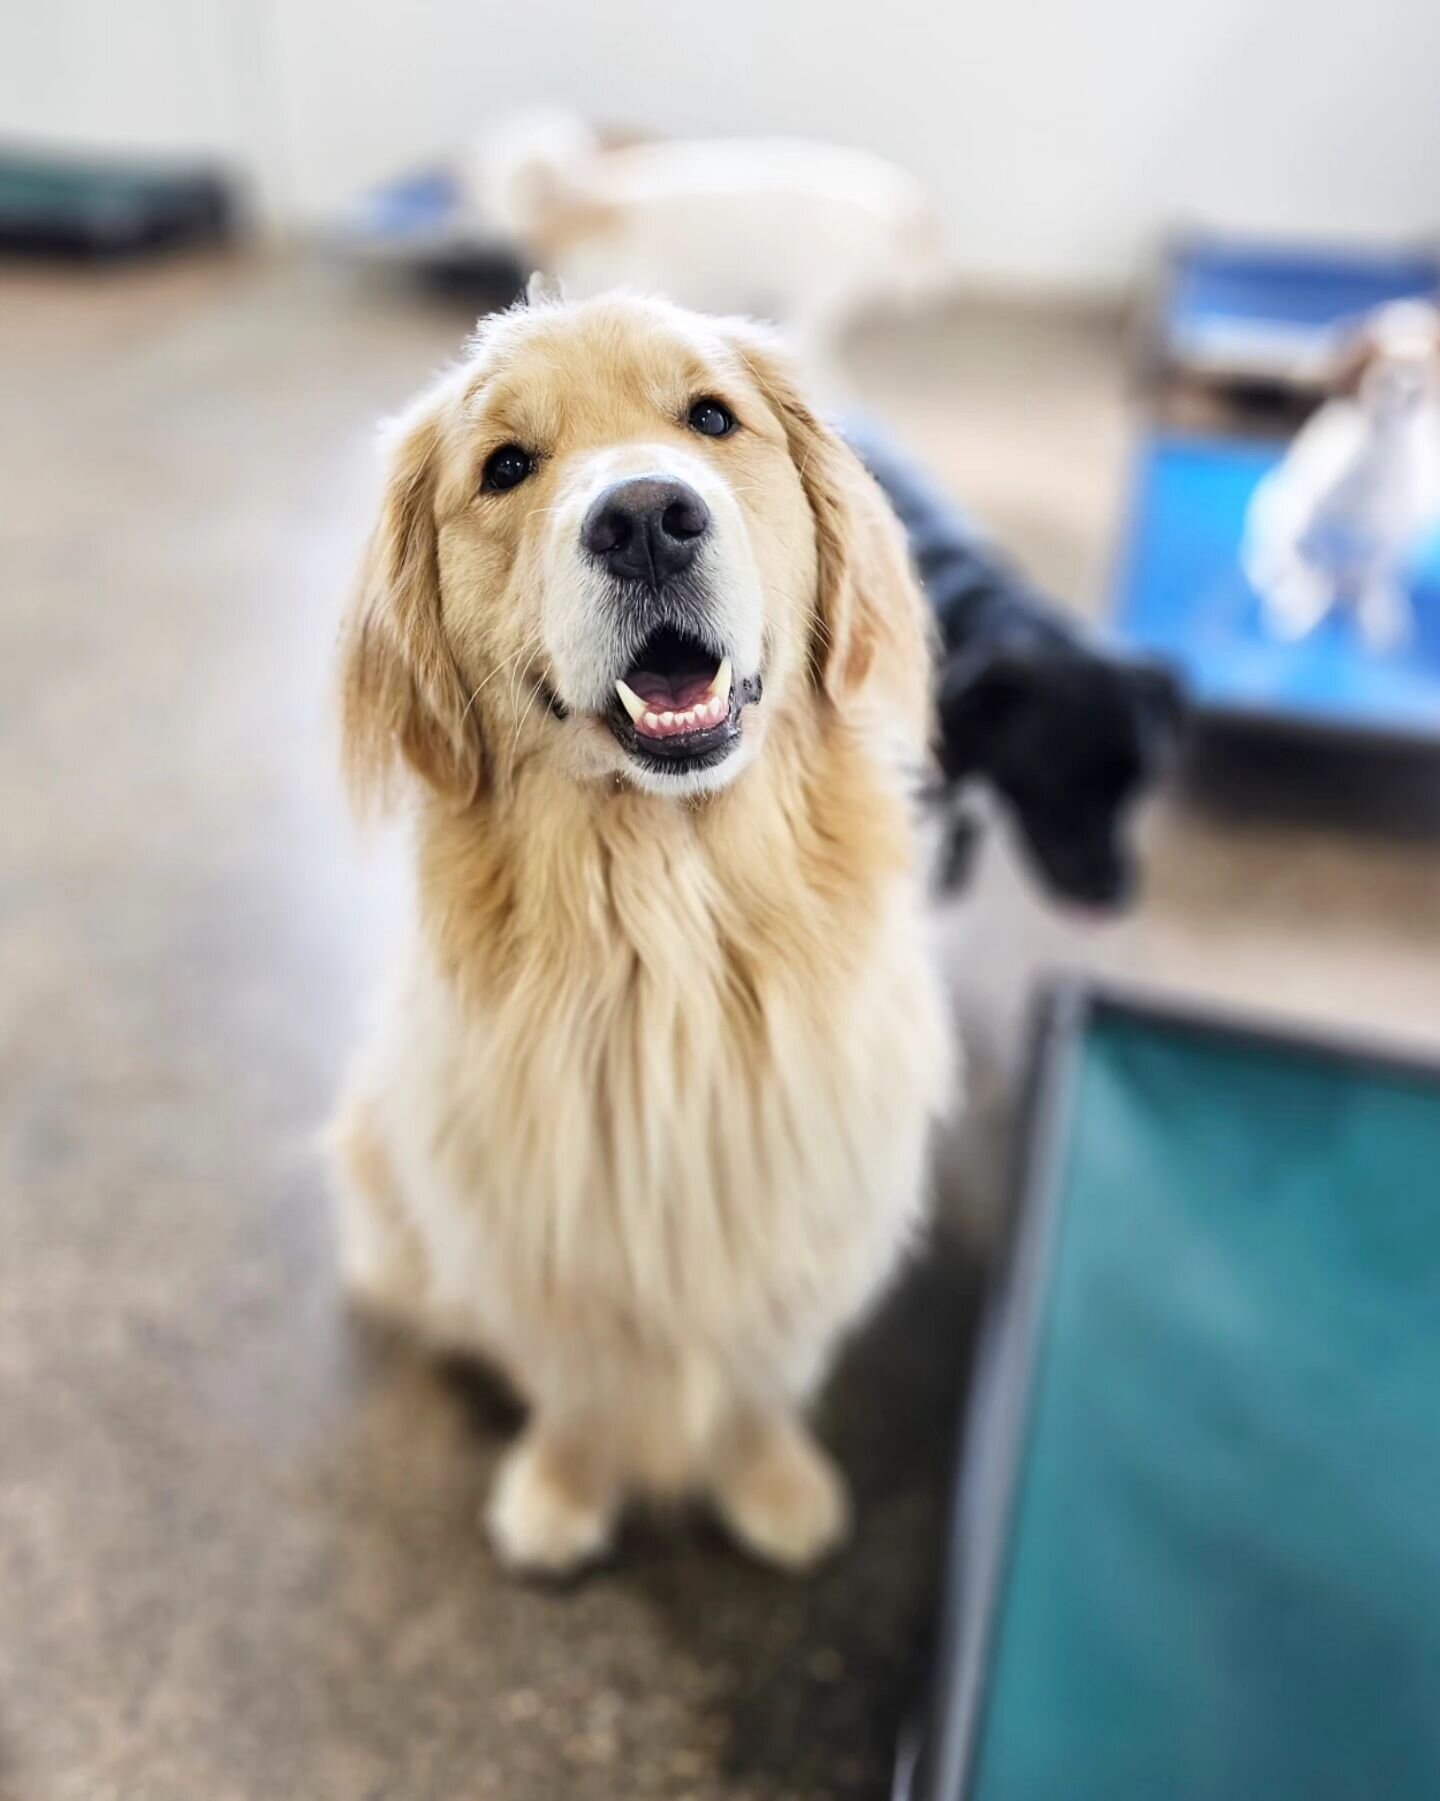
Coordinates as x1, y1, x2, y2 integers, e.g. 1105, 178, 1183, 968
526, 269, 567, 306
1326, 322, 1378, 400
730, 326, 909, 702
1324, 299, 1440, 401
340, 397, 481, 812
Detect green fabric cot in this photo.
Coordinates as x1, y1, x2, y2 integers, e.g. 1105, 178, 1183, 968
972, 1010, 1440, 1801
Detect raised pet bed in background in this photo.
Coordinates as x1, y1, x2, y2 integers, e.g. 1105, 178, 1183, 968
0, 144, 238, 260
900, 981, 1440, 1801
1110, 432, 1440, 759
1137, 233, 1440, 435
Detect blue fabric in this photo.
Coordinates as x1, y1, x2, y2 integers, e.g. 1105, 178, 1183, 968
1168, 241, 1439, 341
343, 167, 461, 240
1112, 434, 1440, 737
971, 1013, 1440, 1801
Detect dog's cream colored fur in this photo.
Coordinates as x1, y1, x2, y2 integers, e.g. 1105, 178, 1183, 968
330, 291, 952, 1574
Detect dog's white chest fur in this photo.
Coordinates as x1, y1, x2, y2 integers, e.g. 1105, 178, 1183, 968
344, 798, 950, 1425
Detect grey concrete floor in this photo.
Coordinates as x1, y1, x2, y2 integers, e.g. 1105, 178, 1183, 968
3, 253, 1438, 1801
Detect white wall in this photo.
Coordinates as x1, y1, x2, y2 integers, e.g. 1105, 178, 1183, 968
1, 3, 250, 161
4, 0, 1437, 291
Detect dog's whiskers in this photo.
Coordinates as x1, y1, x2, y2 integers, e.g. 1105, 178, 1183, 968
505, 629, 548, 721
508, 668, 547, 760
462, 639, 538, 722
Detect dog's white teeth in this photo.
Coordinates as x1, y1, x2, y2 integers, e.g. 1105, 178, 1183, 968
615, 679, 647, 724
626, 675, 731, 739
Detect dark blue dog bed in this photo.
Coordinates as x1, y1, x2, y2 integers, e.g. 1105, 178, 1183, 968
902, 984, 1440, 1801
1156, 236, 1440, 384
326, 163, 523, 292
1111, 433, 1440, 751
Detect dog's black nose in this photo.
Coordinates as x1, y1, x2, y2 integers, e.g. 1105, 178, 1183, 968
581, 477, 711, 586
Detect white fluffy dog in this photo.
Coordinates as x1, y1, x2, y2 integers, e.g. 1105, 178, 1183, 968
464, 106, 945, 359
1244, 300, 1440, 651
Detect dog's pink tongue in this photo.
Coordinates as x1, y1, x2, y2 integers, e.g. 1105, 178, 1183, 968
628, 671, 716, 710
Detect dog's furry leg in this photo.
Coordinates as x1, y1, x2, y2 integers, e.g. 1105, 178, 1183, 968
708, 1407, 850, 1571
327, 1094, 430, 1326
329, 1093, 514, 1367
1259, 555, 1334, 641
1357, 572, 1412, 651
486, 1423, 620, 1577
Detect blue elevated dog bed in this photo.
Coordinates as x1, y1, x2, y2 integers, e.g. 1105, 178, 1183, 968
325, 163, 523, 292
903, 985, 1440, 1801
1156, 235, 1440, 384
1110, 433, 1440, 752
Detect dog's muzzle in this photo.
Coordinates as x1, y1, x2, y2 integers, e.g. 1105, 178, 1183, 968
573, 472, 763, 777
606, 619, 763, 775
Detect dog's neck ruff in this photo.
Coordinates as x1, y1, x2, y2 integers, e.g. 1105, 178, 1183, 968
417, 713, 912, 1022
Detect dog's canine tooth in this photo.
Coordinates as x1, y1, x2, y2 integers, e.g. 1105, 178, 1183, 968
615, 679, 648, 724
709, 657, 733, 706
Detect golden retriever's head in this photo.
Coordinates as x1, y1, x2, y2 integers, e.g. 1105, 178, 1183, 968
342, 289, 883, 806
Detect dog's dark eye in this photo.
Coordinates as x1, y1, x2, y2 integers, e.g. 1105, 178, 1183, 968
481, 444, 534, 493
688, 397, 737, 438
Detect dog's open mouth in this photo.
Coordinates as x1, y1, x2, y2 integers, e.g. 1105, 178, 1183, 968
606, 626, 759, 770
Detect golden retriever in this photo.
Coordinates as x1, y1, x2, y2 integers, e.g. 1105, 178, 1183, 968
329, 284, 952, 1575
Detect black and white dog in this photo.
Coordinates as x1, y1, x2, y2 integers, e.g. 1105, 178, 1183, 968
848, 420, 1185, 909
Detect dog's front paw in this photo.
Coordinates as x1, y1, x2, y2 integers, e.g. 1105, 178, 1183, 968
486, 1433, 617, 1579
712, 1418, 851, 1572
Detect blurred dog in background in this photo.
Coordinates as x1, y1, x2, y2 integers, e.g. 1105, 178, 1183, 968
466, 106, 945, 362
1244, 299, 1440, 651
848, 419, 1185, 909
